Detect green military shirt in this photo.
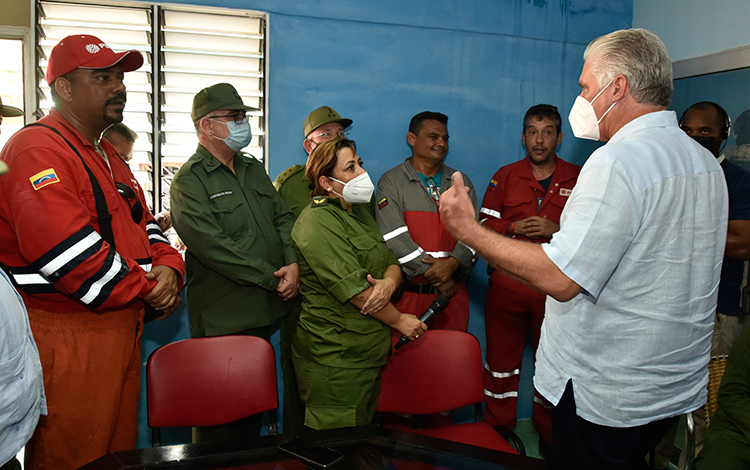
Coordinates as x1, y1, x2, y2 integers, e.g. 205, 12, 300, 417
694, 328, 750, 469
291, 196, 398, 369
170, 145, 297, 337
274, 164, 311, 219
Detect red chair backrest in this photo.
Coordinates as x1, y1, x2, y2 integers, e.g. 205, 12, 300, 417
377, 330, 484, 415
147, 335, 278, 428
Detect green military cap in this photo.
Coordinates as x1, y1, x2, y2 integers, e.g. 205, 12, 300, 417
0, 96, 23, 118
303, 106, 352, 137
191, 83, 258, 122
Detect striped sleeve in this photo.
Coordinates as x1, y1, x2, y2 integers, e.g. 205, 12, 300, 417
28, 226, 134, 309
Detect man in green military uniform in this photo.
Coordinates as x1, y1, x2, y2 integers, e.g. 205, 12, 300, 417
273, 106, 352, 217
170, 83, 299, 441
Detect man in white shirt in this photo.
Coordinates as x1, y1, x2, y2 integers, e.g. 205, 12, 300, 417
439, 28, 728, 469
0, 159, 46, 470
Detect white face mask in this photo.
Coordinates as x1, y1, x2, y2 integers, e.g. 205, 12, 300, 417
330, 171, 375, 204
568, 78, 617, 141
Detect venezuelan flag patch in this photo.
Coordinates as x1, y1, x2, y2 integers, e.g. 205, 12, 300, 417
487, 179, 498, 191
378, 197, 388, 210
30, 168, 60, 191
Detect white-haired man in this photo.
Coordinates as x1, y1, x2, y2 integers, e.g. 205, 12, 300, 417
439, 28, 728, 469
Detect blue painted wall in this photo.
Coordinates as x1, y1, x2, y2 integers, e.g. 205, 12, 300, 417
137, 0, 632, 447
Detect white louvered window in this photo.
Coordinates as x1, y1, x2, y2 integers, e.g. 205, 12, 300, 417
36, 0, 267, 213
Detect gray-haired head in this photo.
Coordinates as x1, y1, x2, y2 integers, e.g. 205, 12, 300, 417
584, 28, 673, 108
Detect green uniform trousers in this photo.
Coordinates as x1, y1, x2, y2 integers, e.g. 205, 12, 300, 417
292, 354, 383, 430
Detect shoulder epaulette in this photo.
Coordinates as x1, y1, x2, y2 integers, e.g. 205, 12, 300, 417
274, 164, 305, 189
311, 196, 329, 207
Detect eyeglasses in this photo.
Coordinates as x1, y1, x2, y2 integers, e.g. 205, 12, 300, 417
425, 177, 440, 204
208, 111, 247, 123
115, 182, 144, 224
309, 130, 347, 141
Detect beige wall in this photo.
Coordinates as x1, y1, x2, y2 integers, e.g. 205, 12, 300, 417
4, 0, 31, 28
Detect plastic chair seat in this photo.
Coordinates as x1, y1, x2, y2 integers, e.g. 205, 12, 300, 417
406, 422, 518, 454
376, 330, 523, 455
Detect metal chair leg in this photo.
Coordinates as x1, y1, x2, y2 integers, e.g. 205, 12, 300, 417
684, 412, 695, 470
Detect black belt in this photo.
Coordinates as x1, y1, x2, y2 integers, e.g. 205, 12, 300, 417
401, 282, 439, 295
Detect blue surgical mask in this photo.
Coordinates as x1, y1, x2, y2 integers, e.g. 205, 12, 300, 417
212, 117, 253, 152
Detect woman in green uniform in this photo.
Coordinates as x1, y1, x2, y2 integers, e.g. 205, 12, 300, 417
292, 138, 427, 430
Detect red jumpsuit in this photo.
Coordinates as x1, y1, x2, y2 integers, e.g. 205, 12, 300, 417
0, 109, 185, 470
480, 156, 579, 442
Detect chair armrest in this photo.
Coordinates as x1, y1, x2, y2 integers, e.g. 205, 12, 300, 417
492, 425, 526, 457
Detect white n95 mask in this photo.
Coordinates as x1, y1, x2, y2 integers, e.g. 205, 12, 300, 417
330, 172, 375, 204
568, 79, 617, 141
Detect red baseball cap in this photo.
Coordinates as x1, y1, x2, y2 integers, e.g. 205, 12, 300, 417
46, 34, 144, 85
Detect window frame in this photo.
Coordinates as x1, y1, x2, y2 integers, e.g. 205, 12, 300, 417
1, 25, 34, 127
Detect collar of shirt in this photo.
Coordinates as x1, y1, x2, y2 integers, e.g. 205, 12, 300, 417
608, 110, 677, 145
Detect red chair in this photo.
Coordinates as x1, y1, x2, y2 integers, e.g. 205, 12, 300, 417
147, 335, 279, 447
377, 330, 524, 455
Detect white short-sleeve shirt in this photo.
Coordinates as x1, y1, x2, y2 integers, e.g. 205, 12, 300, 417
536, 110, 728, 427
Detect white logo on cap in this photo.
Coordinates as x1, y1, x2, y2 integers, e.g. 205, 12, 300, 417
86, 44, 101, 54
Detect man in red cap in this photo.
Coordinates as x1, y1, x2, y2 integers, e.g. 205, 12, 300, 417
0, 35, 185, 469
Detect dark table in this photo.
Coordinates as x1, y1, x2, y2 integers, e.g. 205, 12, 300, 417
79, 425, 548, 470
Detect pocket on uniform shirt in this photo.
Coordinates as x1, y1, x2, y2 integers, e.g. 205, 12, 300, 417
80, 187, 125, 225
349, 233, 377, 251
546, 195, 566, 212
504, 191, 535, 211
209, 196, 246, 238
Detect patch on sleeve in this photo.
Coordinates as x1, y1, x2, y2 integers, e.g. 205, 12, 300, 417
30, 168, 60, 191
378, 197, 388, 210
311, 196, 328, 207
560, 188, 572, 196
488, 179, 498, 191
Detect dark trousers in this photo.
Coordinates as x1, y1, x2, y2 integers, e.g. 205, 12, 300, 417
193, 325, 273, 443
280, 301, 306, 435
549, 380, 679, 470
0, 457, 21, 470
